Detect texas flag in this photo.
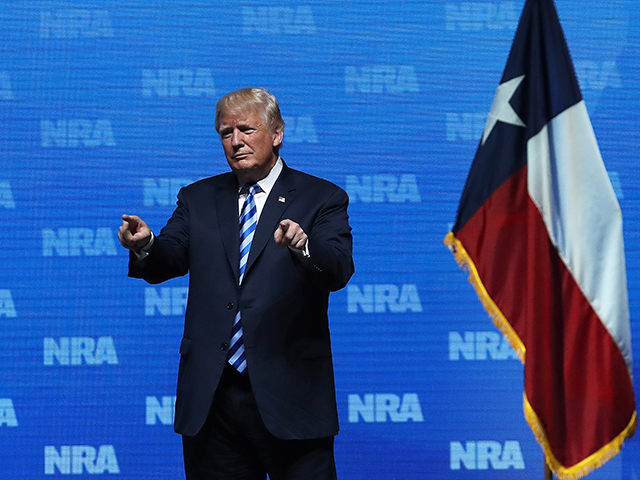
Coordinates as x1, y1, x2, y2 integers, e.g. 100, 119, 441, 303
444, 0, 636, 478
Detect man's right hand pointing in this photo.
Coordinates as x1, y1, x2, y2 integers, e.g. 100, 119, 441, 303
118, 214, 152, 253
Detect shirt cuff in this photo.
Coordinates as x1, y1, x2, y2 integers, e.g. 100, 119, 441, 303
134, 232, 155, 260
287, 239, 311, 263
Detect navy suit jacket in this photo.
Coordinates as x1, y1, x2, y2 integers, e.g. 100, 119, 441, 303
129, 162, 354, 439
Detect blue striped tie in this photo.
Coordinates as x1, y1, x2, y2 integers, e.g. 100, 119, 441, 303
228, 183, 260, 373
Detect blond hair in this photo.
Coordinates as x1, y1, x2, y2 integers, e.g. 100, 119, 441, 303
215, 87, 285, 135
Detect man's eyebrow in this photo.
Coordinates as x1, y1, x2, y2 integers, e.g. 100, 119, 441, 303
220, 122, 254, 129
219, 121, 262, 134
238, 121, 260, 128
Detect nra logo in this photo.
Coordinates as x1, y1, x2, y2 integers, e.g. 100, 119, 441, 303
0, 71, 14, 100
345, 66, 419, 94
575, 61, 622, 92
41, 120, 116, 148
0, 181, 16, 209
0, 399, 18, 427
446, 112, 485, 142
242, 6, 316, 35
44, 337, 119, 366
0, 290, 17, 318
282, 116, 318, 143
450, 441, 525, 470
142, 69, 216, 97
146, 396, 176, 425
449, 331, 518, 360
348, 393, 423, 423
145, 287, 188, 316
346, 175, 421, 203
143, 178, 194, 206
42, 228, 117, 256
445, 2, 518, 31
45, 445, 119, 475
348, 284, 422, 314
40, 10, 114, 39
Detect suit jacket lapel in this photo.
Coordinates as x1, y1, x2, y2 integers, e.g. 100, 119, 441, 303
214, 173, 241, 285
246, 165, 297, 274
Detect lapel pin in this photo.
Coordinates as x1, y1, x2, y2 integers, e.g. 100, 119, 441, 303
278, 196, 286, 203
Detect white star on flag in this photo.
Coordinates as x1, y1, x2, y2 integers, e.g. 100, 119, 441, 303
482, 74, 527, 145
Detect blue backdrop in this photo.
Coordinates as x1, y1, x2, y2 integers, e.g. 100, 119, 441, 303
1, 1, 638, 479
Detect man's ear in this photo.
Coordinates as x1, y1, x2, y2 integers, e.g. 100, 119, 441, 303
272, 126, 284, 147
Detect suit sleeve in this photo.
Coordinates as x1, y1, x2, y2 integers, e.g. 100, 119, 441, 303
128, 188, 191, 284
306, 186, 354, 292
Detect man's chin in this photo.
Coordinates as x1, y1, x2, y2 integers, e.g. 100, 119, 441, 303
230, 165, 261, 184
228, 156, 276, 183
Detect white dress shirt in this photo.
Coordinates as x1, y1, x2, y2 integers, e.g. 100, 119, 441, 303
238, 157, 283, 220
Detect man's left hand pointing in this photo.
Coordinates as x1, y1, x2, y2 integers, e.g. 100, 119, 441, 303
274, 219, 308, 250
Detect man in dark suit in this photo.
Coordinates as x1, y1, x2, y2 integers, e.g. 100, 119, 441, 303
118, 87, 354, 480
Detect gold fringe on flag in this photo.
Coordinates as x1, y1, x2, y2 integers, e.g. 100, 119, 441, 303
444, 230, 638, 480
525, 395, 637, 480
443, 231, 525, 362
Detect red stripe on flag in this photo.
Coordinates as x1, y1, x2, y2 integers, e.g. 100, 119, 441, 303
457, 166, 529, 347
456, 165, 635, 471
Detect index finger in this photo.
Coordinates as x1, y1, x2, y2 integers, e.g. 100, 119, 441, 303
278, 219, 292, 231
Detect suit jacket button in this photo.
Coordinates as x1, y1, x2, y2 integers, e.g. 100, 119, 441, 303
226, 302, 234, 310
220, 343, 228, 351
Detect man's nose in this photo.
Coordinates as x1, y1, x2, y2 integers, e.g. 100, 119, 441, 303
231, 129, 244, 147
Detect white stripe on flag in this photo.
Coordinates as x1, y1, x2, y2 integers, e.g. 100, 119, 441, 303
527, 100, 632, 373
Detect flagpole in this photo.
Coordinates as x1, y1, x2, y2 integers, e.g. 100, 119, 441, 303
544, 462, 553, 480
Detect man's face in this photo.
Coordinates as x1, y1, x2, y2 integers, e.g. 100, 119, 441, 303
218, 108, 283, 185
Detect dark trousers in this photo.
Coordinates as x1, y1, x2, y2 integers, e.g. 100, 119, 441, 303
182, 364, 337, 480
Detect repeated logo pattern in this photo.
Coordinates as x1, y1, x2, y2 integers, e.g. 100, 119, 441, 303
0, 1, 637, 479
